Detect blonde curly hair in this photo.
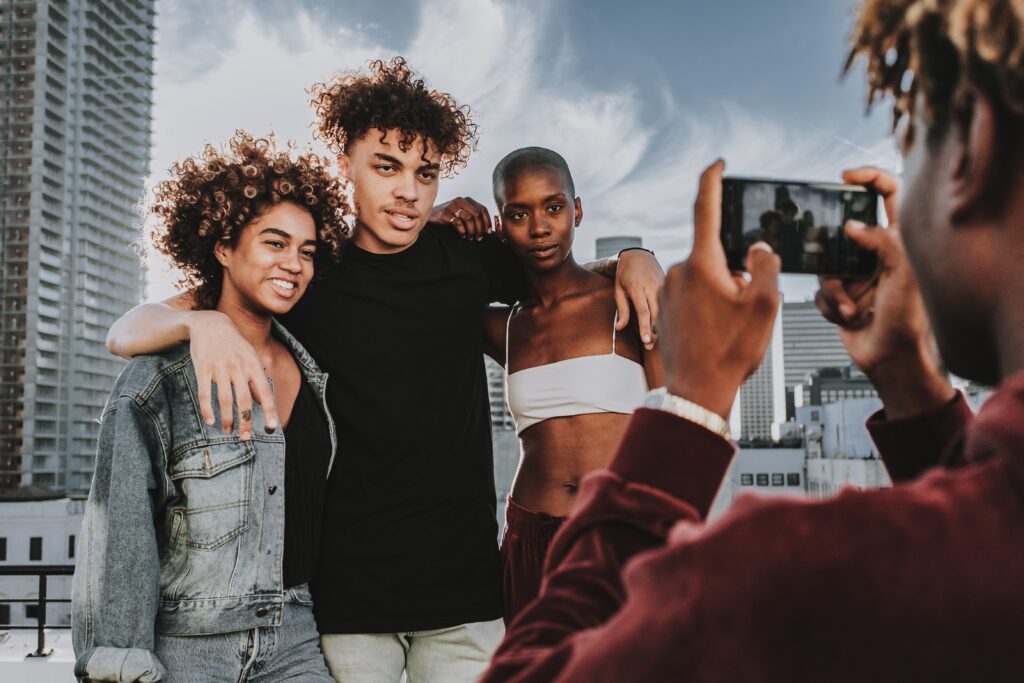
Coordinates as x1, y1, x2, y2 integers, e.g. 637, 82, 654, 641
150, 130, 351, 310
846, 0, 1024, 149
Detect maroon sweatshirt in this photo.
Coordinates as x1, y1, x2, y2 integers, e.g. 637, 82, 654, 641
483, 375, 1024, 682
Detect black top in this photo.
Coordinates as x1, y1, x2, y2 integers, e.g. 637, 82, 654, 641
282, 225, 523, 633
282, 375, 332, 589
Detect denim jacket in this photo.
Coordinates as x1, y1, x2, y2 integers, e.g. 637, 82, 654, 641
72, 320, 336, 682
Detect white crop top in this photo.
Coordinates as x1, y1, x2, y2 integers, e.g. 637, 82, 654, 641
505, 305, 649, 435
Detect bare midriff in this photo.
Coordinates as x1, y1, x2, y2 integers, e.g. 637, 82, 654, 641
511, 411, 632, 517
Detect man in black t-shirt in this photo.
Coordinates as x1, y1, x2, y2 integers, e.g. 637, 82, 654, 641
107, 57, 664, 682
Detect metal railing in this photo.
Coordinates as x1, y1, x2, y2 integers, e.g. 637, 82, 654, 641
0, 564, 74, 657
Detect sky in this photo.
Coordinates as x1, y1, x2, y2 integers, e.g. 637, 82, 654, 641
144, 0, 902, 303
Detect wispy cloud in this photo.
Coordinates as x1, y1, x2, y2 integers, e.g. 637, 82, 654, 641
145, 0, 900, 303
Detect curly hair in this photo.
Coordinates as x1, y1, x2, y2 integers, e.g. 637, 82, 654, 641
310, 56, 478, 177
846, 0, 1024, 149
150, 130, 351, 310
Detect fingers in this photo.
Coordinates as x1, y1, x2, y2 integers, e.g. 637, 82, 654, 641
235, 375, 254, 441
634, 296, 656, 349
250, 373, 279, 433
215, 369, 235, 434
841, 167, 900, 226
845, 219, 909, 271
494, 214, 507, 242
445, 197, 492, 240
196, 365, 216, 427
691, 159, 727, 261
815, 277, 858, 323
614, 284, 631, 334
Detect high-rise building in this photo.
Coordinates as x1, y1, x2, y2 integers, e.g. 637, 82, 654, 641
780, 300, 853, 390
0, 0, 155, 494
736, 300, 786, 442
595, 235, 641, 260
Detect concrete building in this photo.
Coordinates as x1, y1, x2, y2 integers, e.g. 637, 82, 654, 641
794, 364, 878, 408
708, 447, 806, 520
594, 235, 641, 260
796, 397, 892, 497
781, 300, 854, 415
0, 488, 82, 628
736, 300, 786, 442
0, 0, 155, 493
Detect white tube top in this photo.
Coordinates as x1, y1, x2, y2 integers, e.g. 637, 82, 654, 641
505, 306, 648, 435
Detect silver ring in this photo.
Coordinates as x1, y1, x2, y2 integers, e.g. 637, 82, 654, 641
455, 208, 464, 219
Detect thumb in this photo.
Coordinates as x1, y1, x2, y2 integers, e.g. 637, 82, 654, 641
743, 242, 781, 305
846, 220, 905, 269
844, 220, 886, 251
614, 284, 631, 330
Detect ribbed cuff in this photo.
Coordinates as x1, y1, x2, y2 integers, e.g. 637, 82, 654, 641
609, 408, 735, 519
867, 391, 973, 481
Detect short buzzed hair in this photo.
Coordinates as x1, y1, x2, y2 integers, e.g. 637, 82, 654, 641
492, 147, 576, 204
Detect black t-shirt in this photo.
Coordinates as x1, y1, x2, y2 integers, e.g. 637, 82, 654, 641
282, 376, 332, 589
282, 225, 522, 633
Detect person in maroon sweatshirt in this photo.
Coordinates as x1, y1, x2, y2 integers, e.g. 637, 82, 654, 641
483, 1, 1024, 681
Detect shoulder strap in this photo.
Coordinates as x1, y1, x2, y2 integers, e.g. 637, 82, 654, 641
612, 310, 618, 354
505, 303, 520, 369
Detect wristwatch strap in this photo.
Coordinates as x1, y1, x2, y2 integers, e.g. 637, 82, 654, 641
643, 387, 732, 440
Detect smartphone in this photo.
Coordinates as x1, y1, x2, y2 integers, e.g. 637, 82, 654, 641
720, 176, 879, 277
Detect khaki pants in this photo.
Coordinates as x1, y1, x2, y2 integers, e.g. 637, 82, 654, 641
320, 618, 505, 683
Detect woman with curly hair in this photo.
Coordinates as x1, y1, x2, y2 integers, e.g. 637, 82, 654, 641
72, 131, 348, 682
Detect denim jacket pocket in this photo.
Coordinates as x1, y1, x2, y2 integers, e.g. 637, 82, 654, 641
169, 441, 255, 550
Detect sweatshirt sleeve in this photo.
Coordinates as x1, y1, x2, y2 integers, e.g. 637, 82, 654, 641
867, 391, 974, 482
72, 395, 168, 683
483, 409, 734, 682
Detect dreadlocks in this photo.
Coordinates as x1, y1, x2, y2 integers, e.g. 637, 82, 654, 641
846, 0, 1024, 148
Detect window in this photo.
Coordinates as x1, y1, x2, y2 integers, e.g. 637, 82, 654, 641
756, 473, 769, 486
0, 604, 9, 625
68, 534, 75, 559
810, 410, 820, 421
29, 536, 42, 561
740, 473, 753, 486
787, 473, 801, 486
25, 604, 39, 620
0, 537, 6, 561
771, 473, 784, 486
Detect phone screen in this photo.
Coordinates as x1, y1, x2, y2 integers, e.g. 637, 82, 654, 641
721, 177, 878, 277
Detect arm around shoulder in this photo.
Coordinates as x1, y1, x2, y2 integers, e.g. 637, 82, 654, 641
106, 291, 203, 359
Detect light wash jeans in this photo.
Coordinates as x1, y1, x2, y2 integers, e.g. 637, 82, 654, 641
154, 584, 333, 682
320, 618, 505, 683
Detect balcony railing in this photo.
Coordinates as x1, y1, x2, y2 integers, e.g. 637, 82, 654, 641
0, 565, 74, 657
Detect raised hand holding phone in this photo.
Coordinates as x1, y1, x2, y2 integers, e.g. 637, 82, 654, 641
657, 159, 781, 419
815, 167, 954, 419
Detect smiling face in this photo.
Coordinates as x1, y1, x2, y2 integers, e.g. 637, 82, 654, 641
215, 201, 318, 317
338, 127, 441, 254
497, 167, 582, 272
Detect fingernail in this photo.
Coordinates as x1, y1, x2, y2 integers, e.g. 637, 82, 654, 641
750, 241, 774, 253
643, 334, 652, 343
846, 220, 865, 231
206, 418, 215, 426
840, 303, 855, 318
267, 418, 277, 429
241, 431, 251, 441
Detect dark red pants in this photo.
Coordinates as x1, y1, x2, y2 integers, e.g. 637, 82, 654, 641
499, 497, 567, 626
